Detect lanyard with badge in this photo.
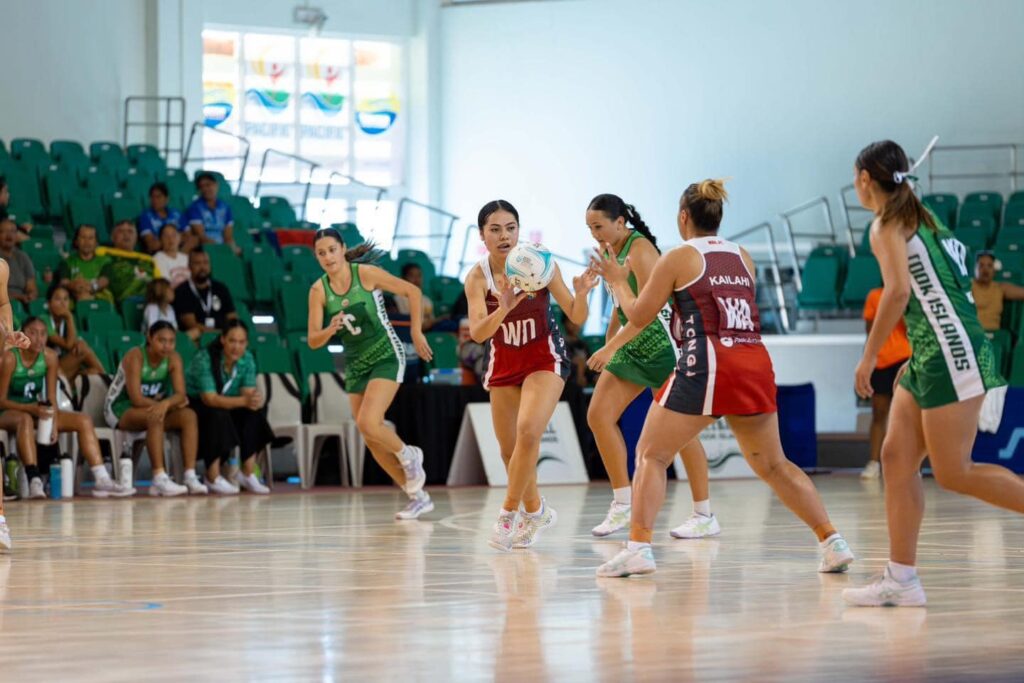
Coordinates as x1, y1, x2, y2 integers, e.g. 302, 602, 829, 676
190, 280, 216, 328
220, 359, 239, 394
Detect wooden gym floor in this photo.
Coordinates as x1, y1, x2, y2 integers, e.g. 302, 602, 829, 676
0, 477, 1022, 682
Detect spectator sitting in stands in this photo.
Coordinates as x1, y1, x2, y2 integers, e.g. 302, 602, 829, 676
972, 251, 1024, 332
153, 223, 190, 288
173, 248, 237, 342
138, 182, 182, 255
0, 219, 36, 305
184, 172, 237, 252
45, 284, 105, 379
0, 176, 33, 241
57, 225, 111, 302
562, 312, 593, 388
143, 278, 177, 332
100, 221, 155, 305
394, 264, 435, 330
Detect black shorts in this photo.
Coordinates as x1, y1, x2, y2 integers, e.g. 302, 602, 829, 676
870, 362, 905, 397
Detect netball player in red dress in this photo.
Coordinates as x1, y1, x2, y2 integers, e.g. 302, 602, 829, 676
465, 200, 598, 552
591, 179, 855, 577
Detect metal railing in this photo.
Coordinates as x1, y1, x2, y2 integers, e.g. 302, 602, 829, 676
321, 170, 387, 225
182, 122, 251, 194
123, 96, 185, 167
392, 198, 460, 273
927, 143, 1024, 193
253, 149, 321, 221
726, 221, 791, 332
839, 184, 873, 256
778, 195, 837, 291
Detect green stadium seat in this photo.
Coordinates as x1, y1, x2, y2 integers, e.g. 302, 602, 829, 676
987, 330, 1012, 377
83, 166, 118, 196
996, 226, 1024, 251
22, 240, 62, 276
376, 252, 400, 277
426, 332, 458, 370
5, 166, 45, 219
26, 298, 47, 318
258, 195, 298, 228
956, 214, 997, 246
126, 144, 160, 164
107, 192, 144, 227
121, 296, 146, 332
123, 173, 154, 206
255, 344, 295, 375
135, 155, 167, 181
43, 165, 77, 218
1002, 203, 1024, 231
295, 345, 335, 398
396, 249, 436, 285
166, 169, 195, 209
840, 255, 882, 308
962, 191, 1003, 224
295, 221, 319, 230
105, 330, 145, 365
954, 227, 989, 254
248, 245, 285, 304
66, 193, 108, 241
81, 310, 124, 333
199, 331, 219, 348
856, 221, 874, 255
1009, 342, 1024, 388
281, 244, 319, 278
330, 222, 364, 247
89, 142, 122, 162
118, 165, 155, 189
275, 279, 310, 333
1009, 191, 1024, 205
923, 193, 957, 229
226, 195, 259, 231
797, 247, 844, 310
431, 276, 464, 309
49, 140, 85, 162
96, 150, 130, 179
74, 298, 115, 322
176, 332, 197, 367
252, 330, 284, 351
234, 300, 252, 327
10, 138, 48, 165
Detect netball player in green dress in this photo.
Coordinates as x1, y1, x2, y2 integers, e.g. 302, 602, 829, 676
308, 228, 435, 520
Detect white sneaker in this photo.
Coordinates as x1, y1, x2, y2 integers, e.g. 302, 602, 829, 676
592, 501, 630, 537
512, 499, 557, 549
93, 476, 135, 498
396, 492, 434, 520
489, 512, 517, 552
207, 476, 239, 495
148, 472, 187, 497
670, 513, 721, 539
28, 477, 45, 499
184, 473, 209, 495
843, 566, 927, 607
400, 446, 426, 495
596, 545, 657, 578
861, 460, 881, 479
0, 522, 11, 551
235, 472, 270, 495
819, 535, 855, 573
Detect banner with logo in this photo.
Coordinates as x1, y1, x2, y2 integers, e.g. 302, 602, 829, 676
972, 388, 1024, 473
448, 402, 589, 486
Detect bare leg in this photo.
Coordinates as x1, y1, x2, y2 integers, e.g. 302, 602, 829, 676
118, 408, 168, 476
869, 393, 892, 464
630, 403, 713, 543
678, 439, 710, 503
0, 412, 36, 467
880, 387, 928, 566
727, 413, 835, 540
164, 407, 198, 470
350, 380, 406, 487
489, 385, 541, 511
587, 371, 644, 491
503, 372, 565, 513
57, 412, 103, 467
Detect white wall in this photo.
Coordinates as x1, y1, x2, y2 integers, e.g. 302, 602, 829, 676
439, 0, 1024, 263
0, 0, 150, 144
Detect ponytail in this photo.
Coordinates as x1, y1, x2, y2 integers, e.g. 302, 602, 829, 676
587, 194, 659, 253
679, 178, 730, 233
314, 227, 384, 264
856, 140, 937, 232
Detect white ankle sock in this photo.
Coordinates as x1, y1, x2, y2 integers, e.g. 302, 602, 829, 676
91, 465, 110, 482
887, 560, 917, 583
525, 500, 543, 517
693, 499, 711, 517
626, 541, 651, 552
500, 508, 516, 518
0, 515, 7, 525
815, 532, 839, 548
613, 486, 631, 505
184, 468, 197, 479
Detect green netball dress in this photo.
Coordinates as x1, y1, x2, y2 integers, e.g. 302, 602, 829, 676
900, 222, 1005, 408
7, 350, 47, 404
104, 347, 173, 427
321, 264, 405, 394
603, 232, 679, 387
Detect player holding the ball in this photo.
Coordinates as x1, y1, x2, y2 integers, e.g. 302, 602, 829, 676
465, 199, 599, 551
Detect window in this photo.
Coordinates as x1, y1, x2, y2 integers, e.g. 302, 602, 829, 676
201, 29, 404, 227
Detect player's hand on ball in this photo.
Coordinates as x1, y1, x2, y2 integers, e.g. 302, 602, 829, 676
587, 345, 614, 372
497, 284, 527, 314
590, 244, 630, 284
412, 330, 433, 362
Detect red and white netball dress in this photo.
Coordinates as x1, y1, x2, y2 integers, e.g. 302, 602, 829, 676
655, 236, 777, 415
478, 257, 571, 389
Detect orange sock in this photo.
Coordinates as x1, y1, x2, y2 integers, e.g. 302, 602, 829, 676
812, 523, 837, 542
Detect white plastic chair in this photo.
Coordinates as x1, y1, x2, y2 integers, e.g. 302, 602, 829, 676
259, 373, 306, 490
302, 371, 357, 489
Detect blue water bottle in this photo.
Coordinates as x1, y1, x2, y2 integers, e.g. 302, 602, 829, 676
50, 459, 62, 500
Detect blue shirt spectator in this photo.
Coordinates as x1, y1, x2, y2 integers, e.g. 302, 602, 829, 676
138, 182, 181, 254
184, 172, 235, 247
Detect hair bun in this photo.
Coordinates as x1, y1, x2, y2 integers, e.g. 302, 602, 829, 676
698, 179, 729, 202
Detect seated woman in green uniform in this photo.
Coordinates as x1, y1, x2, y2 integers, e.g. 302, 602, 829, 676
44, 284, 106, 380
186, 320, 274, 495
0, 317, 133, 498
103, 321, 206, 497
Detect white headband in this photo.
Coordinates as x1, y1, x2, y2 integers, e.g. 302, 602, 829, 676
893, 135, 939, 186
